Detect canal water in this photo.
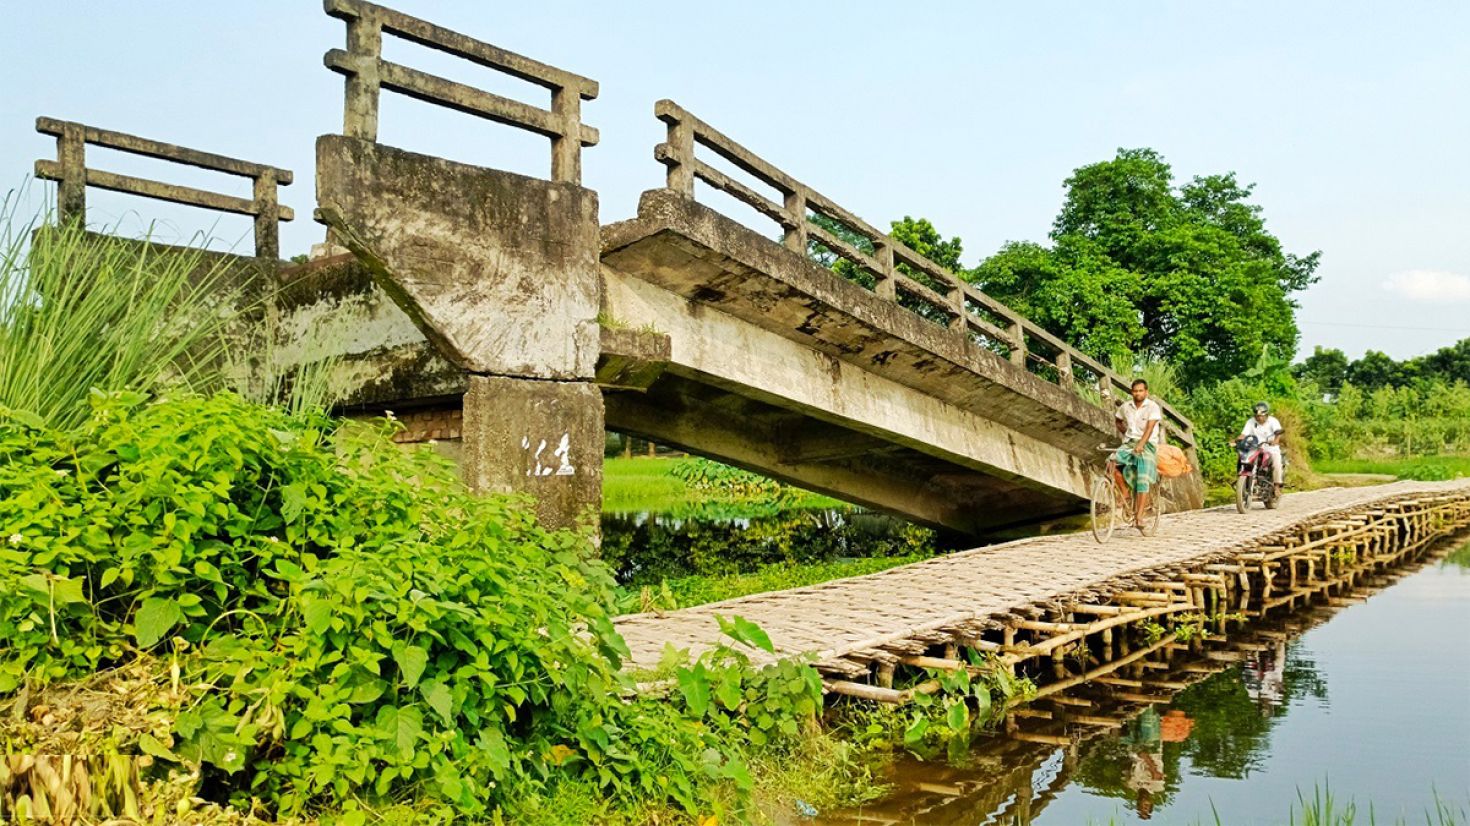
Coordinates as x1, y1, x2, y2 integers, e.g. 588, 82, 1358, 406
821, 543, 1470, 825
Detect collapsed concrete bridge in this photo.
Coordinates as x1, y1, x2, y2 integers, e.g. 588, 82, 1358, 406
30, 0, 1202, 536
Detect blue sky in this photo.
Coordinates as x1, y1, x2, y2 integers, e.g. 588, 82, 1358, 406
2, 1, 1466, 360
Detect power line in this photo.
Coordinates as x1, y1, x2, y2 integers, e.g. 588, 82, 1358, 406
1299, 320, 1470, 334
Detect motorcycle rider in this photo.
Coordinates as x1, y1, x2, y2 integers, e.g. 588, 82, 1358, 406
1230, 402, 1284, 496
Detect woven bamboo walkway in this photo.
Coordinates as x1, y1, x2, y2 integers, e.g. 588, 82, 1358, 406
614, 480, 1470, 675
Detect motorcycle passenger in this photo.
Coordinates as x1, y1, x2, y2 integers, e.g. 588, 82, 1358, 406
1231, 402, 1284, 496
1114, 378, 1162, 532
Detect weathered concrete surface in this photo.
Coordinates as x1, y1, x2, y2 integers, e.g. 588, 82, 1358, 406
602, 265, 1091, 532
273, 254, 463, 406
315, 135, 600, 379
595, 326, 670, 390
461, 375, 603, 532
293, 150, 1204, 536
311, 135, 607, 534
601, 189, 1206, 518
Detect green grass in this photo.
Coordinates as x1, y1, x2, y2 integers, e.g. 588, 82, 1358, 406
603, 457, 693, 512
619, 554, 930, 612
1316, 455, 1470, 481
603, 456, 846, 514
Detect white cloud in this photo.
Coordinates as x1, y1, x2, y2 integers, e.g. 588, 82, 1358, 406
1382, 270, 1470, 302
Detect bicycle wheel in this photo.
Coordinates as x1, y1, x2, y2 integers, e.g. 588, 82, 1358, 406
1091, 471, 1118, 543
1140, 490, 1163, 536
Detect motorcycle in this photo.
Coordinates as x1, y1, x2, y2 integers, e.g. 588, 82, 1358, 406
1234, 435, 1281, 513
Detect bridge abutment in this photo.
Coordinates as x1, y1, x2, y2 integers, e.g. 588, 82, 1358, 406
316, 135, 605, 533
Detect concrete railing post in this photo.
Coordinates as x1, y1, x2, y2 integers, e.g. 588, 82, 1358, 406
948, 290, 967, 332
342, 12, 383, 141
663, 114, 695, 196
1056, 350, 1074, 390
782, 187, 808, 254
874, 242, 896, 300
550, 85, 583, 185
55, 123, 86, 224
252, 173, 281, 260
1009, 320, 1026, 367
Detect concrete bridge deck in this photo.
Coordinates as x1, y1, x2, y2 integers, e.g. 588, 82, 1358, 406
613, 481, 1470, 685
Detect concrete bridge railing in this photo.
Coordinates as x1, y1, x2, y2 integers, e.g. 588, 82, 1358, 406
27, 0, 1205, 536
34, 118, 294, 260
652, 100, 1195, 450
322, 0, 599, 185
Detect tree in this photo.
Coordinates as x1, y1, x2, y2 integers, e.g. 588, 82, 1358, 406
889, 216, 963, 273
970, 239, 1143, 359
1409, 337, 1470, 386
970, 148, 1319, 387
1294, 346, 1350, 394
1345, 350, 1408, 390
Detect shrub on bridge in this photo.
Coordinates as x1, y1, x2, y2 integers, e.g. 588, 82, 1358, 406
0, 392, 792, 819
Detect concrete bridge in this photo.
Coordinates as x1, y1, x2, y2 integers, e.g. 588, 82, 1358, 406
30, 0, 1202, 536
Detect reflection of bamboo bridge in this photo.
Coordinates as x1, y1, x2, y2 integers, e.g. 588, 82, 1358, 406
818, 533, 1463, 826
616, 481, 1470, 701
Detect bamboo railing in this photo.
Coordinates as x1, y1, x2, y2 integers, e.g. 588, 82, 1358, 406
33, 118, 294, 259
653, 99, 1196, 446
322, 0, 599, 185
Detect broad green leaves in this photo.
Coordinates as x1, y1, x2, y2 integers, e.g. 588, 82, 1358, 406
670, 616, 824, 764
392, 643, 428, 689
134, 596, 183, 648
19, 573, 87, 607
0, 393, 814, 820
715, 614, 774, 654
376, 705, 424, 755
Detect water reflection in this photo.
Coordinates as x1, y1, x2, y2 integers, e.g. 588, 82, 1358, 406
821, 542, 1470, 825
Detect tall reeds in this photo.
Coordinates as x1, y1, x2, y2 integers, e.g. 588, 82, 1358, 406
0, 191, 242, 429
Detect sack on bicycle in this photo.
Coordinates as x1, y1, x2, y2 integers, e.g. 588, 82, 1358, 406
1157, 443, 1191, 478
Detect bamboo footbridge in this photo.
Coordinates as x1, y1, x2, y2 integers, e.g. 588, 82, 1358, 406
820, 548, 1448, 825
614, 481, 1470, 702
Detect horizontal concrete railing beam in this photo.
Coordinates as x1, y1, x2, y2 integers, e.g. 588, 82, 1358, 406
648, 99, 1197, 444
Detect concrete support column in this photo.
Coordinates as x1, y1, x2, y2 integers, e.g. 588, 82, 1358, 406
462, 376, 603, 533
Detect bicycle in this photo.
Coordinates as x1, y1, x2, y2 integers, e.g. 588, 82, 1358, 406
1090, 446, 1164, 543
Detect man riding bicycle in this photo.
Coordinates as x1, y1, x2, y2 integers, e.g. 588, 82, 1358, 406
1231, 402, 1284, 497
1114, 378, 1162, 532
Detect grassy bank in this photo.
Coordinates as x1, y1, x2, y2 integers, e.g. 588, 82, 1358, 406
1315, 455, 1470, 481
604, 456, 844, 514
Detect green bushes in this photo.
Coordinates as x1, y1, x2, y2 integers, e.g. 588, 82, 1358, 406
1308, 381, 1470, 460
603, 511, 938, 586
0, 393, 811, 819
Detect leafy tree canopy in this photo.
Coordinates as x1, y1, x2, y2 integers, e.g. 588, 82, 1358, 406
970, 148, 1320, 387
1294, 346, 1350, 394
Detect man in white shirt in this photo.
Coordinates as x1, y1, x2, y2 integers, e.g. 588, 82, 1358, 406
1114, 378, 1163, 532
1231, 402, 1284, 493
